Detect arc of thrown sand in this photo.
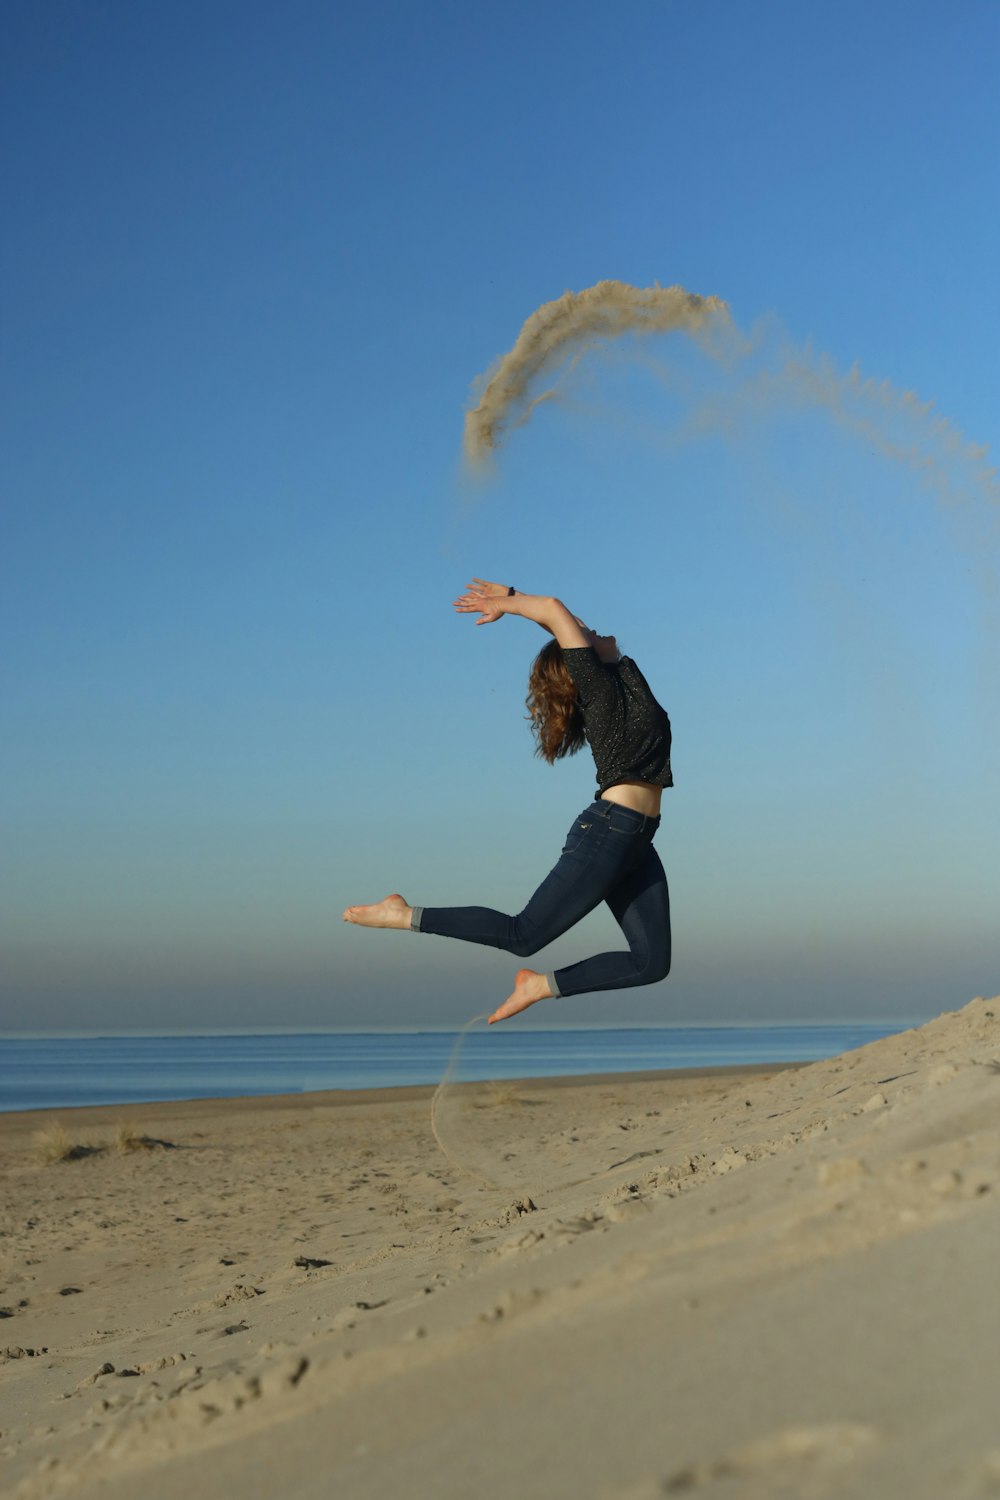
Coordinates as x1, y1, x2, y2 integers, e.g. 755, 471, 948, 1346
463, 279, 730, 467
429, 1011, 658, 1199
430, 1013, 504, 1189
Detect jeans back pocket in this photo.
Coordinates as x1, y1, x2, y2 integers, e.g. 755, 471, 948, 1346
562, 818, 593, 855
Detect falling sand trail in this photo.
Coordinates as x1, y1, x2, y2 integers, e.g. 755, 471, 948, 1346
463, 278, 1000, 520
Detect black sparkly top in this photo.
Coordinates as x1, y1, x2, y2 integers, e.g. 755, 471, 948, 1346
562, 648, 673, 797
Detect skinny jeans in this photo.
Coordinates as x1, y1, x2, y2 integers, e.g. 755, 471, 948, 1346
412, 800, 671, 998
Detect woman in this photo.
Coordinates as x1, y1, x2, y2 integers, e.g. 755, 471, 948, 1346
343, 579, 672, 1024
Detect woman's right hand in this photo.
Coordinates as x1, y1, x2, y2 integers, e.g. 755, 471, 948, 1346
453, 583, 506, 625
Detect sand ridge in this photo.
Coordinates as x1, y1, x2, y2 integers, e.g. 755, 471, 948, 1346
1, 995, 998, 1499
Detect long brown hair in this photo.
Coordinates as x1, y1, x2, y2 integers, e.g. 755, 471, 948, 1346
526, 640, 585, 764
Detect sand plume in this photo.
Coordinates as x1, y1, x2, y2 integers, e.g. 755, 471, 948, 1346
463, 279, 999, 516
463, 279, 730, 468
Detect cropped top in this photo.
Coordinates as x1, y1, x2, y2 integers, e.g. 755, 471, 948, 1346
562, 647, 673, 797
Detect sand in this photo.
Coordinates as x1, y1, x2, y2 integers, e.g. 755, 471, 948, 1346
2, 995, 999, 1500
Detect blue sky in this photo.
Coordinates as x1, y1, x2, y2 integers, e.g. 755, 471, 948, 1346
2, 0, 998, 1033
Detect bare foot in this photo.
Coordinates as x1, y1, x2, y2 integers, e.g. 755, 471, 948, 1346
342, 893, 414, 930
488, 968, 553, 1025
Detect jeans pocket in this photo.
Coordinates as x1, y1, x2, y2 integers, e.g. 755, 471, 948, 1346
562, 818, 594, 856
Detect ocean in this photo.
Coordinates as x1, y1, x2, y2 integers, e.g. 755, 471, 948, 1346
0, 1021, 919, 1114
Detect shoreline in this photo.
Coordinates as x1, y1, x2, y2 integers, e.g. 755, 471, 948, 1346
1, 1058, 806, 1125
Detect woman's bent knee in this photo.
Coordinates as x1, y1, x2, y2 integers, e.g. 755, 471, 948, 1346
506, 904, 572, 957
639, 952, 671, 985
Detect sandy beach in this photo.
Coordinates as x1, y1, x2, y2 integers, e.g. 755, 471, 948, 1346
2, 995, 999, 1500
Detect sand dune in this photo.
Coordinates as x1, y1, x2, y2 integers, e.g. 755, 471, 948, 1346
2, 995, 998, 1499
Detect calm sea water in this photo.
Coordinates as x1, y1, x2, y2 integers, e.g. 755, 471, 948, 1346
0, 1022, 917, 1114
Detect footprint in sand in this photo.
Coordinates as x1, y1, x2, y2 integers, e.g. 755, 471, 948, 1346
494, 1227, 546, 1256
603, 1197, 651, 1224
658, 1422, 879, 1494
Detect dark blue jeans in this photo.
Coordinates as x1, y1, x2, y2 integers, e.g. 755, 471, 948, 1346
412, 800, 671, 998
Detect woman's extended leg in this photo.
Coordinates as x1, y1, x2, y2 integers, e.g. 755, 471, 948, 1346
344, 810, 632, 948
409, 806, 634, 956
343, 806, 617, 945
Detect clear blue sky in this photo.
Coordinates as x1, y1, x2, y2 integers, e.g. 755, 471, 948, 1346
2, 0, 998, 1033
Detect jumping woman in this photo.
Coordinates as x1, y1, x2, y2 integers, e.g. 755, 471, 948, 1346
343, 579, 672, 1024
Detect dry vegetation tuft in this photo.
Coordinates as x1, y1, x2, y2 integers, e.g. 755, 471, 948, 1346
114, 1121, 158, 1154
486, 1080, 525, 1108
33, 1122, 103, 1164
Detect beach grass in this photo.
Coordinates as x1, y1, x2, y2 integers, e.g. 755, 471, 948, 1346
33, 1121, 103, 1164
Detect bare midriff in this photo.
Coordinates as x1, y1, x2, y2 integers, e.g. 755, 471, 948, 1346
599, 780, 663, 817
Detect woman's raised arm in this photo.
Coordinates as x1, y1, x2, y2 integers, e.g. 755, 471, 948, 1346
453, 579, 592, 649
